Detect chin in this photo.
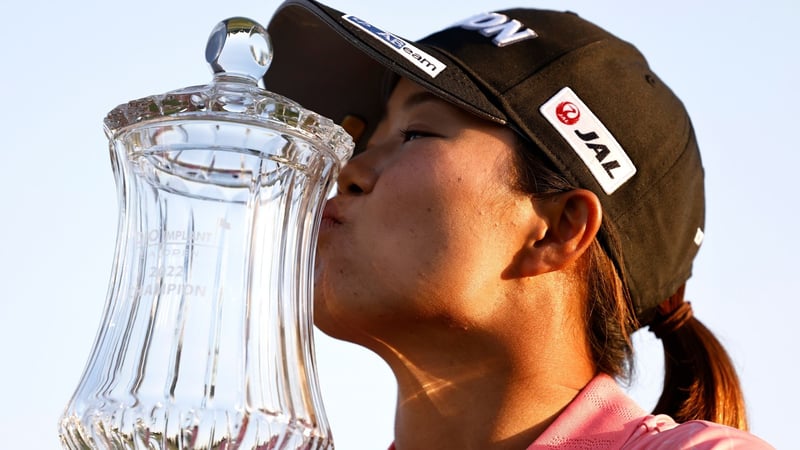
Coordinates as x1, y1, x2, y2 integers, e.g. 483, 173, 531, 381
312, 290, 357, 342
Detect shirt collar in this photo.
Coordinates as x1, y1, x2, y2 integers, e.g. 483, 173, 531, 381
528, 373, 646, 449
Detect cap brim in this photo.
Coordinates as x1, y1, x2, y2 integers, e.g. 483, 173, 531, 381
264, 0, 507, 150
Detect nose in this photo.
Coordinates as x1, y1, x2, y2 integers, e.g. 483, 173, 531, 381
336, 151, 380, 195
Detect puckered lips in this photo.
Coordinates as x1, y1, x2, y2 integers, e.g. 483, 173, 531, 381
320, 201, 343, 232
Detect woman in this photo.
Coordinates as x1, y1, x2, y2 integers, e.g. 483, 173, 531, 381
265, 1, 773, 448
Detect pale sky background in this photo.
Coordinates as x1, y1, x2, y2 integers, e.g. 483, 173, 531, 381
1, 0, 797, 448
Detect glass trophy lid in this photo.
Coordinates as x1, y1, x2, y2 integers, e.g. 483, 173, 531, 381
103, 17, 354, 165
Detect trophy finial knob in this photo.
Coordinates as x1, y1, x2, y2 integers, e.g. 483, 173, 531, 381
205, 17, 272, 82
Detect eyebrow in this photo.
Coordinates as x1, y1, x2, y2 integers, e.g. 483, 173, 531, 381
402, 90, 447, 111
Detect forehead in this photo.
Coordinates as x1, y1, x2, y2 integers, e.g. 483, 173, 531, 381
386, 78, 452, 113
382, 78, 497, 130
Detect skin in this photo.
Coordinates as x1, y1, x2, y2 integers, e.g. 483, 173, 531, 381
314, 78, 603, 450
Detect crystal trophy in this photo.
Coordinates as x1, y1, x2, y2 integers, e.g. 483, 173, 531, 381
58, 17, 352, 450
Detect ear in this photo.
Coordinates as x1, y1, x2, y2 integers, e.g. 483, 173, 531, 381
513, 189, 602, 278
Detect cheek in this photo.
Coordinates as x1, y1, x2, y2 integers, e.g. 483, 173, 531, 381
371, 162, 458, 265
312, 172, 459, 335
312, 144, 526, 334
368, 158, 512, 304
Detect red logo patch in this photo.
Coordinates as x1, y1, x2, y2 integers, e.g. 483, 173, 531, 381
556, 101, 580, 125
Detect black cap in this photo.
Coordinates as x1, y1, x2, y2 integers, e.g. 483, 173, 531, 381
264, 0, 705, 325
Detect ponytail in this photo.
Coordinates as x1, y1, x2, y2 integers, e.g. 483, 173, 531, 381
649, 285, 749, 430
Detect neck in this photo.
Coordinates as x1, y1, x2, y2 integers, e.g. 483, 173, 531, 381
377, 322, 595, 450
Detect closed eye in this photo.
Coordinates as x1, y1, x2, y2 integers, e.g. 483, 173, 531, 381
400, 129, 438, 143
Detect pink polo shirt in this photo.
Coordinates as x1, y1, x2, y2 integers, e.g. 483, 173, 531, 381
388, 374, 773, 449
529, 374, 772, 449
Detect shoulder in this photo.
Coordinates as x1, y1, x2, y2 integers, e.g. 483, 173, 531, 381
622, 414, 774, 450
528, 375, 773, 449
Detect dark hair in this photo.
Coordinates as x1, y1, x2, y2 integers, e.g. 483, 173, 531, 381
510, 135, 749, 430
650, 287, 749, 429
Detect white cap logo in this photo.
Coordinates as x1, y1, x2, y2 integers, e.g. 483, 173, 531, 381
343, 14, 447, 78
540, 87, 637, 194
458, 12, 538, 47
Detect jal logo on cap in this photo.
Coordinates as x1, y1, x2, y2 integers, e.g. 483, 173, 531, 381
458, 12, 538, 47
540, 87, 637, 194
556, 101, 581, 125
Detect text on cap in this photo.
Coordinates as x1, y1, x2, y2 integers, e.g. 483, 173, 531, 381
458, 13, 538, 47
540, 87, 637, 194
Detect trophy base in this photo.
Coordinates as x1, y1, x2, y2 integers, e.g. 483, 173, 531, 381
59, 408, 333, 450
